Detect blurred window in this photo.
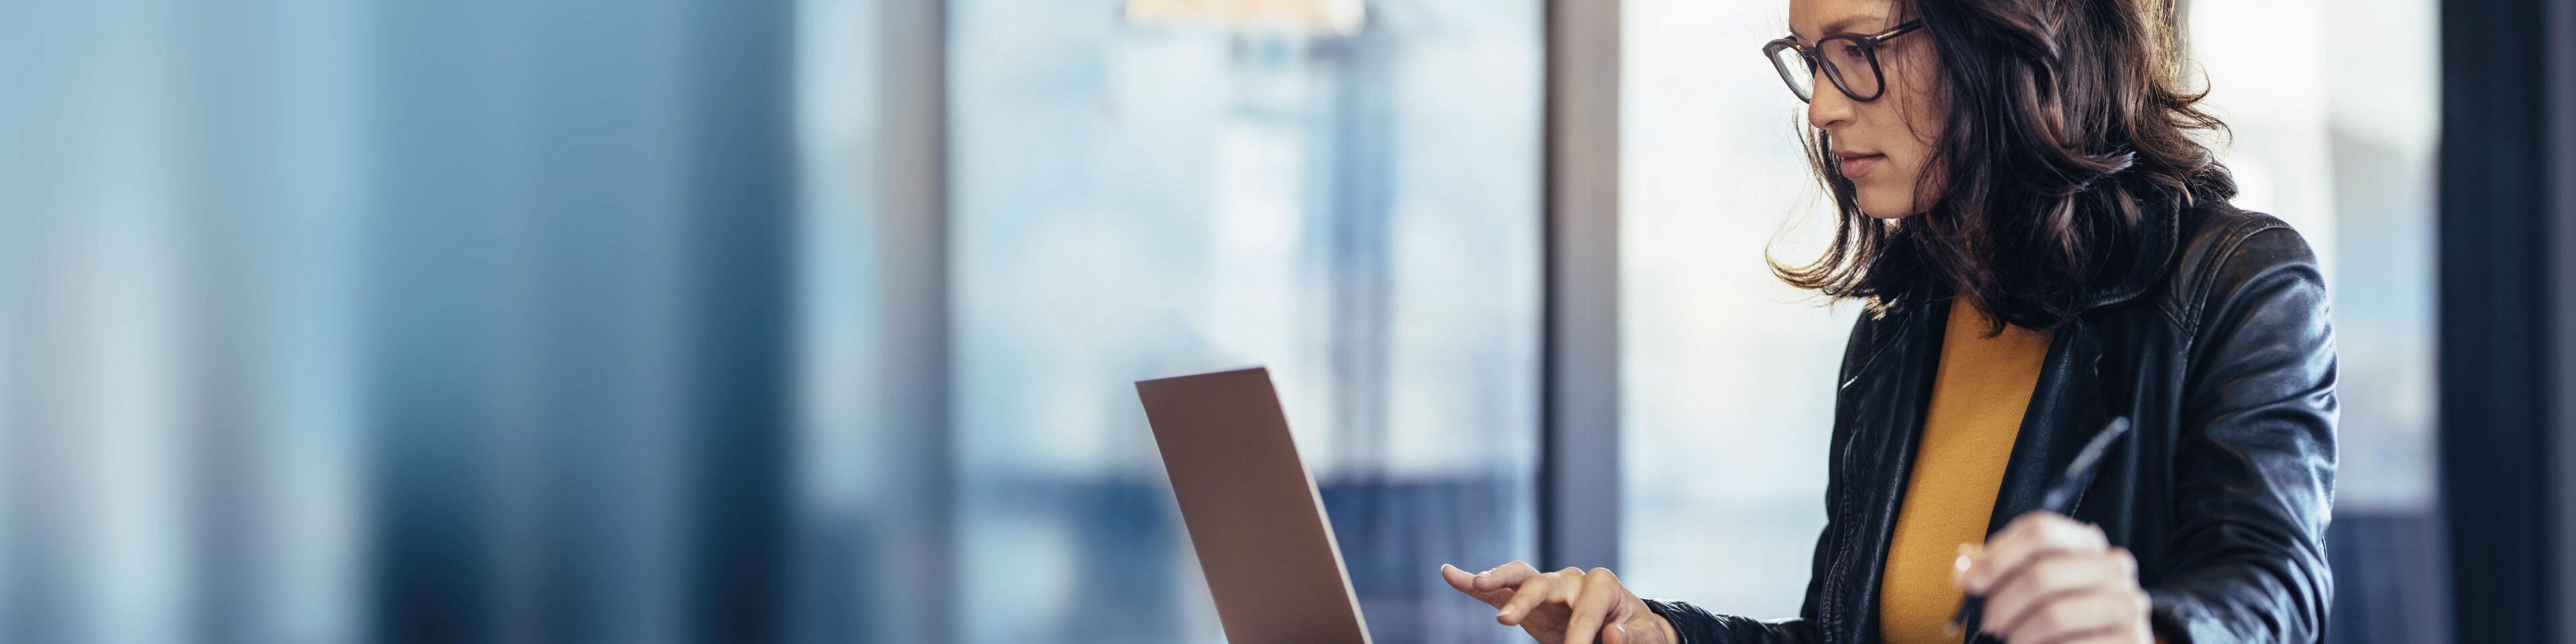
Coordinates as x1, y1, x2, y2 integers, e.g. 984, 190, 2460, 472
1618, 0, 1851, 619
2192, 0, 2447, 640
948, 1, 1544, 642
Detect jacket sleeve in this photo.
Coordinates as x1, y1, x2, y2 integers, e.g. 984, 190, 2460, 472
1642, 519, 1831, 643
1642, 519, 1828, 644
2151, 223, 2338, 643
1640, 311, 1894, 644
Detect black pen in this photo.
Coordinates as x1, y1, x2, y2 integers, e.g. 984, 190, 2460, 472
1945, 416, 2133, 641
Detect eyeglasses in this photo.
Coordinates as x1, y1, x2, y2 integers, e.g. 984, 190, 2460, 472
1762, 20, 1924, 103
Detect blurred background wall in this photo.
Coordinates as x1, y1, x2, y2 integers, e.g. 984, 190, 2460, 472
0, 0, 2542, 643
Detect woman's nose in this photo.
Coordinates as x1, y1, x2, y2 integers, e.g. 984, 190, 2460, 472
1807, 84, 1856, 131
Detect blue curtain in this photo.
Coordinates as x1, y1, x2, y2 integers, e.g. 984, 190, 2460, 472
1, 0, 812, 641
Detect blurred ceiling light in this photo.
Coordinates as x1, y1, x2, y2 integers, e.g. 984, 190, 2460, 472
1124, 0, 1366, 37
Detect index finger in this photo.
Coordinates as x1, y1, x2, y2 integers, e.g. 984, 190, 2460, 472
1441, 564, 1515, 607
1964, 513, 2107, 594
1473, 560, 1543, 592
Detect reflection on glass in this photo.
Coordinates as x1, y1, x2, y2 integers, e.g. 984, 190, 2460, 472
950, 1, 1543, 642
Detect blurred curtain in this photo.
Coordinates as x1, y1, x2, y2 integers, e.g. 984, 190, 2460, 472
2, 0, 367, 642
1, 0, 818, 641
365, 0, 798, 642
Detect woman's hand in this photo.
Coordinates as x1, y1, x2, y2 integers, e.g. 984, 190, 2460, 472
1439, 561, 1676, 644
1955, 513, 2155, 644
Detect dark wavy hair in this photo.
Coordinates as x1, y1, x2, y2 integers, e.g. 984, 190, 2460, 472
1771, 0, 2237, 333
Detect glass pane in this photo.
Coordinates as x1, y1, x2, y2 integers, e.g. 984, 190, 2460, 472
949, 1, 1544, 643
1619, 0, 1853, 620
2190, 0, 2447, 641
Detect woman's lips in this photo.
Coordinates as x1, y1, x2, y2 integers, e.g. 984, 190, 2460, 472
1837, 154, 1885, 180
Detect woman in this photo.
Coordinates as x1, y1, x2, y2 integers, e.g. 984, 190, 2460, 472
1440, 0, 2335, 642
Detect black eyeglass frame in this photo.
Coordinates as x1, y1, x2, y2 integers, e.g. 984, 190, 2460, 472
1762, 20, 1925, 103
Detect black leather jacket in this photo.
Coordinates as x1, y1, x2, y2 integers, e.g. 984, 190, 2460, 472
1646, 197, 2338, 644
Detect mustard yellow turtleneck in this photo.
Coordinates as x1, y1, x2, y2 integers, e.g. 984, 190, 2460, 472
1878, 301, 2051, 644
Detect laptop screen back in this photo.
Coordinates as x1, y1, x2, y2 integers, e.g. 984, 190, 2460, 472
1136, 367, 1372, 644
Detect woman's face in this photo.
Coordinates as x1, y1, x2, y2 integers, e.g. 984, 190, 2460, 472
1788, 0, 1944, 219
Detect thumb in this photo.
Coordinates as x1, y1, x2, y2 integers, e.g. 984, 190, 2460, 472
1602, 623, 1630, 644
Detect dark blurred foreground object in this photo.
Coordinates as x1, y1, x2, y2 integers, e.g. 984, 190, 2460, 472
2435, 0, 2576, 641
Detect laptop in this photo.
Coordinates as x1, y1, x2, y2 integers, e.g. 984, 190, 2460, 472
1135, 367, 1373, 644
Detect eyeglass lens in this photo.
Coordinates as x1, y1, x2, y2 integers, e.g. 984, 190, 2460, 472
1768, 44, 1816, 102
1768, 37, 1883, 103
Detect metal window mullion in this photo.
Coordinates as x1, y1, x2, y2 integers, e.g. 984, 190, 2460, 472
1540, 0, 1621, 573
866, 0, 954, 642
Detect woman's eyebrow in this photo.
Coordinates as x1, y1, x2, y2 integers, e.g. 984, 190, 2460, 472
1794, 13, 1886, 41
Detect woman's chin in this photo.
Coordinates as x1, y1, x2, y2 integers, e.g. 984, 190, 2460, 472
1850, 184, 1928, 219
1858, 197, 1916, 219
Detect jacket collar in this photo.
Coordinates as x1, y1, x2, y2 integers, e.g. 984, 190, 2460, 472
2076, 191, 2185, 312
1876, 190, 2186, 321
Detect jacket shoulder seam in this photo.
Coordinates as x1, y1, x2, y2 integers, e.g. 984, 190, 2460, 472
2180, 213, 2292, 338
